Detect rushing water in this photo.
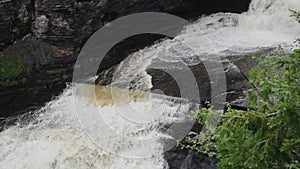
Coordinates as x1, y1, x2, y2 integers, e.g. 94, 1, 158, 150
0, 0, 299, 168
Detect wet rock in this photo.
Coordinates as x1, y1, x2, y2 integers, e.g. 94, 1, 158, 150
0, 0, 253, 123
147, 47, 281, 106
0, 35, 73, 117
0, 1, 275, 168
0, 0, 251, 51
34, 0, 250, 50
96, 43, 281, 108
101, 0, 251, 21
165, 148, 219, 169
35, 15, 49, 34
0, 0, 33, 50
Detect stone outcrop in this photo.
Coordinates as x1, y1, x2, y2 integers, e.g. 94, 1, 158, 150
0, 0, 252, 118
0, 0, 32, 51
0, 1, 282, 168
165, 148, 219, 169
147, 47, 281, 106
1, 0, 251, 51
0, 35, 72, 117
98, 45, 281, 107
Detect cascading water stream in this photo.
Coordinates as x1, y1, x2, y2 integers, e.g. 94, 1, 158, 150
0, 0, 299, 168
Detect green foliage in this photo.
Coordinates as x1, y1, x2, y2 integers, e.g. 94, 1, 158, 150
290, 9, 300, 23
181, 46, 300, 169
180, 12, 300, 169
290, 9, 300, 45
179, 106, 222, 158
0, 53, 26, 87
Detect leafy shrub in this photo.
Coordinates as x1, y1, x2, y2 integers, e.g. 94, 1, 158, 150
181, 41, 300, 169
290, 9, 300, 23
180, 11, 300, 169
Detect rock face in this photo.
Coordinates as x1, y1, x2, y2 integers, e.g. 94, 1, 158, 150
0, 35, 73, 117
0, 1, 279, 168
33, 0, 250, 50
165, 148, 219, 169
0, 0, 32, 51
0, 0, 252, 118
98, 45, 281, 107
147, 52, 254, 105
1, 0, 251, 51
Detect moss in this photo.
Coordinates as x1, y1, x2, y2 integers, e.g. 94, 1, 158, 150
0, 53, 27, 87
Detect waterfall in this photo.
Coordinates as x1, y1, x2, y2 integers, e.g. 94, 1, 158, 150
0, 0, 299, 168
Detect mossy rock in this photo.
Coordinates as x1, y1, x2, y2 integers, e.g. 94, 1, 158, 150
0, 35, 62, 88
0, 53, 28, 87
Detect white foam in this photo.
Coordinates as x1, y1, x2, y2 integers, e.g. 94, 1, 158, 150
0, 0, 299, 168
0, 86, 192, 169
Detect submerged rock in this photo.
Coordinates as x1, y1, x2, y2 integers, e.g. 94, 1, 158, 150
165, 148, 219, 169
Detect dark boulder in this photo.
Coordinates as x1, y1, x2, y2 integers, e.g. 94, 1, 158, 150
102, 0, 251, 21
165, 148, 219, 169
147, 47, 282, 106
0, 0, 33, 51
0, 35, 72, 118
1, 0, 251, 51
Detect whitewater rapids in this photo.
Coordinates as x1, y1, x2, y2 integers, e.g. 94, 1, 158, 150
0, 0, 299, 168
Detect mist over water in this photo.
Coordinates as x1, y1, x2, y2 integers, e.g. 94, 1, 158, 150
0, 0, 299, 168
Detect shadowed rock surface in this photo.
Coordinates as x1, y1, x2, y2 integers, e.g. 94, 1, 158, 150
0, 0, 252, 117
98, 46, 281, 106
0, 0, 33, 51
165, 148, 219, 169
1, 0, 251, 50
0, 35, 72, 117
